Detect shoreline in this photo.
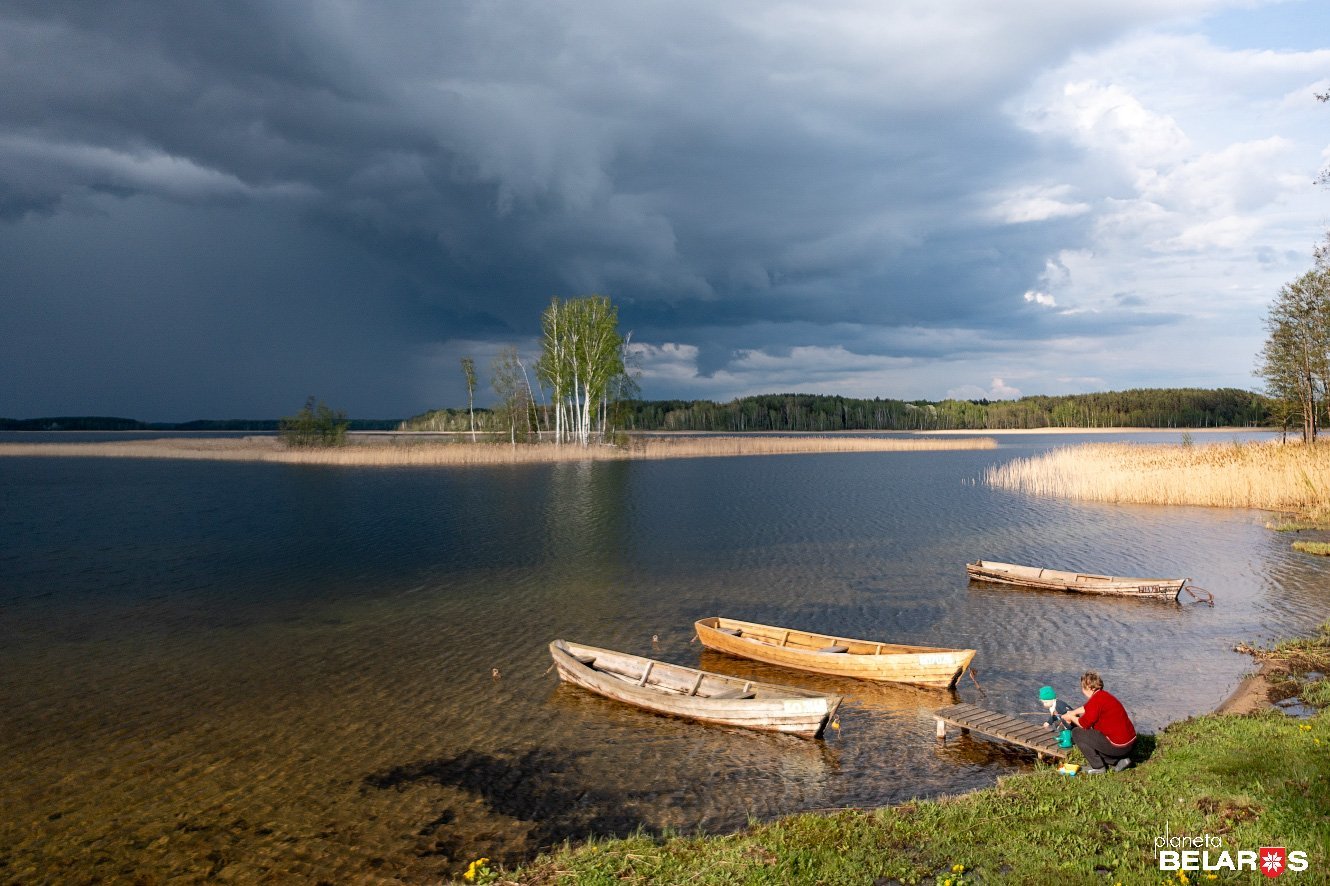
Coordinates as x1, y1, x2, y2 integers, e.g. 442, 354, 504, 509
920, 426, 1273, 435
0, 434, 997, 466
1214, 667, 1275, 715
509, 626, 1326, 884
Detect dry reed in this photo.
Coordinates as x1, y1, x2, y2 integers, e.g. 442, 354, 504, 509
0, 434, 996, 467
986, 439, 1330, 511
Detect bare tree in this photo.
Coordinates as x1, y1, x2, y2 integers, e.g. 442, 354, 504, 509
490, 346, 532, 446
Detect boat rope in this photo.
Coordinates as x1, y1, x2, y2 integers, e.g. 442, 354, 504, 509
542, 662, 556, 676
968, 667, 986, 696
1183, 584, 1215, 606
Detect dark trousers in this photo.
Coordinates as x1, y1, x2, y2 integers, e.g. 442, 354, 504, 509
1072, 726, 1134, 769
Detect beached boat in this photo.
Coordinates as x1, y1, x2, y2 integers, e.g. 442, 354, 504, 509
965, 560, 1188, 601
549, 640, 843, 739
693, 617, 976, 688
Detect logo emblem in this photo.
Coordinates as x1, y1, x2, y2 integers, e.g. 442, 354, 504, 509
1259, 847, 1287, 878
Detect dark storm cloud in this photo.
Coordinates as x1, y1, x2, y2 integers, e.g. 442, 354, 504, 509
1, 1, 1313, 418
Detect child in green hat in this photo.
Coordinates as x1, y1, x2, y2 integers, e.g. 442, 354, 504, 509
1039, 685, 1072, 737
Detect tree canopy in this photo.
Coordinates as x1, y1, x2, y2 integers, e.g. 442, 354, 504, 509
536, 295, 629, 445
1258, 266, 1330, 442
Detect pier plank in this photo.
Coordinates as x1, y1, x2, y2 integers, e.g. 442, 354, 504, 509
934, 703, 1069, 759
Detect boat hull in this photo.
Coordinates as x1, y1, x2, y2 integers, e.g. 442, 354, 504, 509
549, 640, 841, 739
693, 617, 974, 688
966, 560, 1186, 601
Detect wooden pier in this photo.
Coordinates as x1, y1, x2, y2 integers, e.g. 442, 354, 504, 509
933, 703, 1069, 760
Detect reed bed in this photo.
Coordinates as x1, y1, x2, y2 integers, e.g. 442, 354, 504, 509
986, 439, 1330, 512
0, 434, 996, 467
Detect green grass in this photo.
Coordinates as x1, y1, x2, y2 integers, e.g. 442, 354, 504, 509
498, 628, 1330, 885
1292, 541, 1330, 556
1268, 520, 1321, 532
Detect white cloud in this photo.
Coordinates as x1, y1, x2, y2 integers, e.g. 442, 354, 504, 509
1006, 28, 1329, 333
986, 184, 1091, 224
629, 341, 703, 385
946, 377, 1023, 401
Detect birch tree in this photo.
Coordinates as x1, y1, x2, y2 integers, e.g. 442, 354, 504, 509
460, 356, 477, 442
537, 295, 627, 445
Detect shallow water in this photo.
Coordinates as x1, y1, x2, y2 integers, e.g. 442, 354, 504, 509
1, 433, 1327, 882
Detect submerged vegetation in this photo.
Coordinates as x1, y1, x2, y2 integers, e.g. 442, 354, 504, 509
501, 626, 1330, 884
1293, 541, 1330, 556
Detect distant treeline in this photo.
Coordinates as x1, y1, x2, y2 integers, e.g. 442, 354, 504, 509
400, 388, 1271, 433
618, 389, 1270, 431
7, 388, 1271, 434
0, 417, 400, 432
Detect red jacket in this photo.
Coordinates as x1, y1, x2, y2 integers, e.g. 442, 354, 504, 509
1081, 689, 1136, 745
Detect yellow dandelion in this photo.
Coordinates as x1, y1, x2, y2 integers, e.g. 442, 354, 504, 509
952, 863, 965, 873
1300, 724, 1312, 731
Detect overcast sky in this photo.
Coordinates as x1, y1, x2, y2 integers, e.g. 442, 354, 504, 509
2, 1, 1328, 420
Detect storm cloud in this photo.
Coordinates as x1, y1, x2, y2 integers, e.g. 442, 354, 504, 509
2, 1, 1327, 419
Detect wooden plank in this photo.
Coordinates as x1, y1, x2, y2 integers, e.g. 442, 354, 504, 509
957, 711, 1011, 731
932, 703, 1069, 758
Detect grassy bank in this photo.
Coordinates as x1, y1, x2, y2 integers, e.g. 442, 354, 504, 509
985, 439, 1330, 515
482, 627, 1330, 885
0, 434, 996, 466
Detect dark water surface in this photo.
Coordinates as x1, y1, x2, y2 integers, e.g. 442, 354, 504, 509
2, 433, 1327, 882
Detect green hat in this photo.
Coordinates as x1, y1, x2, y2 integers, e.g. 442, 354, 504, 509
1038, 686, 1057, 701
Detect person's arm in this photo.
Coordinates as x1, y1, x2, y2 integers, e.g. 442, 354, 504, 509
1075, 692, 1101, 729
1062, 704, 1086, 726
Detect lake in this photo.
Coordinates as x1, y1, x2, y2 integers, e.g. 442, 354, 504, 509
2, 432, 1326, 882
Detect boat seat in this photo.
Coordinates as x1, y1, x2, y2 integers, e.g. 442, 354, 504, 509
819, 645, 849, 653
715, 627, 742, 636
574, 654, 596, 666
709, 688, 756, 700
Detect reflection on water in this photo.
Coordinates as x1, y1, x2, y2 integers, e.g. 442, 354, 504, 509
1, 435, 1327, 881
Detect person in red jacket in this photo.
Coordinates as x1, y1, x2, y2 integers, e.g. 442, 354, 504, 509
1062, 671, 1136, 773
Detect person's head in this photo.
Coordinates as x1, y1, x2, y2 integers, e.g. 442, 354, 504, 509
1080, 671, 1104, 697
1038, 685, 1058, 711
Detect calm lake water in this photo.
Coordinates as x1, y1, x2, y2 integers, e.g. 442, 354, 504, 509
2, 432, 1327, 882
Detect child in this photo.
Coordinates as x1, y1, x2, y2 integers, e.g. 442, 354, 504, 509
1038, 685, 1071, 732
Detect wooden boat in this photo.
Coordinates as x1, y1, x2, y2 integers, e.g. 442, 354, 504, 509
966, 560, 1188, 601
693, 617, 976, 688
549, 640, 842, 739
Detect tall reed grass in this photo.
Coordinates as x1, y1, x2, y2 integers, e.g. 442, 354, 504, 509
986, 439, 1330, 512
0, 434, 996, 467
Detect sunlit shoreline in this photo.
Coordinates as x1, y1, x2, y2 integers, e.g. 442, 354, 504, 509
0, 434, 998, 465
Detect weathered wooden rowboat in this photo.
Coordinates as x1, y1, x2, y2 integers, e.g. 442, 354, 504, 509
549, 640, 843, 739
693, 617, 976, 689
966, 560, 1188, 601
